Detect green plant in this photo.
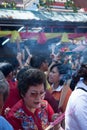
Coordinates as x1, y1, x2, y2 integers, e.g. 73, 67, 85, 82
37, 0, 55, 9
0, 0, 16, 9
64, 0, 78, 12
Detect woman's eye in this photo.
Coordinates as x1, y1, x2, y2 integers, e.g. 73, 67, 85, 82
31, 92, 37, 96
30, 91, 45, 98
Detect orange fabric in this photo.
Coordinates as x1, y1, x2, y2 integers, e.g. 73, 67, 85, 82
48, 82, 72, 113
50, 86, 72, 113
61, 87, 72, 113
52, 91, 61, 101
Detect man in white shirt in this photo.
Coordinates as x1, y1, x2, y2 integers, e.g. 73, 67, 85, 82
65, 70, 87, 130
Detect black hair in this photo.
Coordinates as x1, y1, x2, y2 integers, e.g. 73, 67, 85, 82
18, 68, 47, 97
17, 66, 32, 81
0, 62, 13, 77
50, 63, 68, 74
70, 64, 87, 90
30, 55, 47, 69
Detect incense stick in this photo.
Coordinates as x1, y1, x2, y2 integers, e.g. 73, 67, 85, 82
45, 113, 65, 130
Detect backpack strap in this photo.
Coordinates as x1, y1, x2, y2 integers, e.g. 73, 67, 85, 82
77, 87, 87, 92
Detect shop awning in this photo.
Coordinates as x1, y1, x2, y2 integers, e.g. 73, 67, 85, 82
0, 9, 87, 34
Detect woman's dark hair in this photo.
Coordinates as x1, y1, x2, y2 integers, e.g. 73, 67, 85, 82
0, 62, 13, 77
18, 68, 47, 97
50, 63, 69, 85
50, 63, 68, 75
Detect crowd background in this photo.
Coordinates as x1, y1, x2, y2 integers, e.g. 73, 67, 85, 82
0, 43, 87, 130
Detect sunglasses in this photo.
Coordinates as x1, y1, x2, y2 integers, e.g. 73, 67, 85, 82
30, 91, 46, 98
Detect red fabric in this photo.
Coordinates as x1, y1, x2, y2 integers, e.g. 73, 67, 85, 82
37, 32, 47, 44
6, 100, 54, 130
45, 90, 61, 113
7, 32, 87, 41
2, 80, 21, 116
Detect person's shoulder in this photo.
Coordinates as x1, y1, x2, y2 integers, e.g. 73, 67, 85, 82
7, 99, 23, 115
0, 115, 5, 120
0, 116, 13, 130
0, 115, 10, 122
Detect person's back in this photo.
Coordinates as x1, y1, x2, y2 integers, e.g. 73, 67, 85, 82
65, 64, 87, 130
0, 62, 21, 116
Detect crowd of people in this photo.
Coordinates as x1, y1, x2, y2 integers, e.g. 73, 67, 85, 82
0, 45, 87, 130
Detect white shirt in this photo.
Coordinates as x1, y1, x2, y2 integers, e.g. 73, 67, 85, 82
52, 84, 63, 92
65, 80, 87, 130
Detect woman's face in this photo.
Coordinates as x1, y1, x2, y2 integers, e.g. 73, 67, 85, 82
23, 84, 45, 111
48, 66, 60, 84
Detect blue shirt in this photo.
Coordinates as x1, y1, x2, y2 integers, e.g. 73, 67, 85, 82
0, 116, 13, 130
